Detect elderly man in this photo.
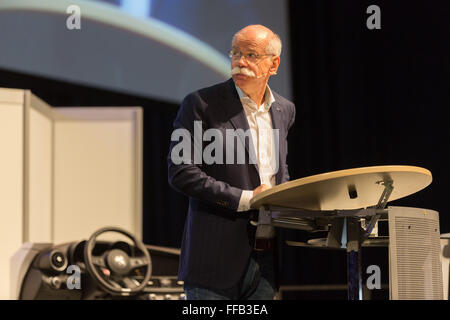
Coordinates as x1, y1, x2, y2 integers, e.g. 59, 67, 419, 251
168, 25, 296, 300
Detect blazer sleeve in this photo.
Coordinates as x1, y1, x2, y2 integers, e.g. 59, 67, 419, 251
167, 92, 243, 211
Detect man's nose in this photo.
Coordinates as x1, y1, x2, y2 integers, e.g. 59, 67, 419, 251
237, 55, 248, 67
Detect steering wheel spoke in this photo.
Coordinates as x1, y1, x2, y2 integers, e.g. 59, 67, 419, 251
92, 255, 107, 268
106, 278, 123, 290
130, 256, 149, 269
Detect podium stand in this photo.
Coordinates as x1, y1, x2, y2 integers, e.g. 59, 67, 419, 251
250, 165, 442, 300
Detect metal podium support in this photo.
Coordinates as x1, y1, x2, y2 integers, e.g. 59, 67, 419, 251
346, 217, 363, 300
345, 179, 393, 300
257, 178, 396, 300
266, 206, 388, 300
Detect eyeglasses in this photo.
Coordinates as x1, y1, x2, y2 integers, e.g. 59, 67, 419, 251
228, 51, 274, 63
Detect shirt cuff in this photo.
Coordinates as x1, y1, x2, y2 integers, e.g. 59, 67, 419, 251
237, 190, 254, 212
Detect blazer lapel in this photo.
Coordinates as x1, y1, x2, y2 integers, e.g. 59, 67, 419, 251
269, 101, 283, 134
269, 100, 285, 185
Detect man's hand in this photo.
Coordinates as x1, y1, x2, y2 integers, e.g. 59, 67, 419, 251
253, 184, 270, 197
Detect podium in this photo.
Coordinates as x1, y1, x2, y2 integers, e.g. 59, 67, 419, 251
250, 165, 444, 300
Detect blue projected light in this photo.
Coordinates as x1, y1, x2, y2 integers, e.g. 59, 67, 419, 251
0, 0, 291, 102
91, 0, 292, 100
117, 0, 152, 19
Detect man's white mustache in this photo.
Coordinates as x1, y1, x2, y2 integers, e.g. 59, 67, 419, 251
231, 67, 256, 78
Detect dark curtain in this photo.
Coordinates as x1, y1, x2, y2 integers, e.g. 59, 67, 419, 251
277, 0, 450, 291
287, 0, 450, 228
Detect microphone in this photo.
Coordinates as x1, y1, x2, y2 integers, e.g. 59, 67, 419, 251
256, 71, 277, 79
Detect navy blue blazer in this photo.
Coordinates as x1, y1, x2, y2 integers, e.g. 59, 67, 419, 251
168, 78, 296, 290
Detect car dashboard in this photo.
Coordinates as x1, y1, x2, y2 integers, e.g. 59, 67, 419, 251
12, 235, 184, 300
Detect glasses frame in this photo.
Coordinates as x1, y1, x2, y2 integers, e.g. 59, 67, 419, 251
228, 50, 274, 63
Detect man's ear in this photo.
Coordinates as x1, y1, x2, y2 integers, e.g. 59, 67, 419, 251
269, 56, 280, 75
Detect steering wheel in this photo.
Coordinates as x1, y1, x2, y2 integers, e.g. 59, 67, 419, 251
84, 227, 152, 296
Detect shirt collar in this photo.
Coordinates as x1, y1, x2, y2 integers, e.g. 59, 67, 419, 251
235, 84, 275, 112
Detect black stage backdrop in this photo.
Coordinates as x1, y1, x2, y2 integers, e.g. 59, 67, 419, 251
0, 0, 449, 297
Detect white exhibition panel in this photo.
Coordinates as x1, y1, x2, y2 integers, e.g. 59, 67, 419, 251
53, 108, 142, 243
28, 95, 53, 243
0, 88, 24, 300
0, 88, 142, 299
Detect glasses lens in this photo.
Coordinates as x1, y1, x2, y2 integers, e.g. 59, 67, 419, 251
246, 54, 257, 62
229, 51, 240, 60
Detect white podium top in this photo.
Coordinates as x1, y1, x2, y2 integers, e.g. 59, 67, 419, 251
250, 165, 432, 211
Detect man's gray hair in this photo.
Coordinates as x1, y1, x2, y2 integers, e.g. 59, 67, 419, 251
265, 32, 282, 56
231, 28, 282, 57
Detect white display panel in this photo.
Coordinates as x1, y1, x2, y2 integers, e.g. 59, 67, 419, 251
0, 89, 24, 300
28, 98, 53, 243
53, 108, 142, 243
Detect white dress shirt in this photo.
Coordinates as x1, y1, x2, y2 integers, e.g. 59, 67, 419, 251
235, 84, 277, 212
